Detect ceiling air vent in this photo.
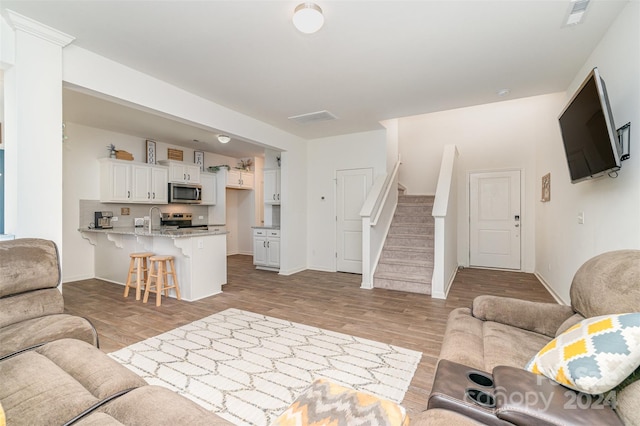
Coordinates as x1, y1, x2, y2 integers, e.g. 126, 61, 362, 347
565, 0, 590, 25
288, 110, 338, 125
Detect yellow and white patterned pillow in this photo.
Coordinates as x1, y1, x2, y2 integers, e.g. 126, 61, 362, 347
526, 313, 640, 394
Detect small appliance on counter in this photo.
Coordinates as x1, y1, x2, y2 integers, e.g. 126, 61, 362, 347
94, 211, 113, 229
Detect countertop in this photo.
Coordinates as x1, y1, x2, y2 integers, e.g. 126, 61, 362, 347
79, 226, 228, 238
251, 226, 280, 230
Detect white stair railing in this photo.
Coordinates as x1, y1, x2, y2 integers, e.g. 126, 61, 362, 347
431, 145, 459, 299
360, 159, 401, 289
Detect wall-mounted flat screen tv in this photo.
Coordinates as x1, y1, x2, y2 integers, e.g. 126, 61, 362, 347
558, 67, 621, 183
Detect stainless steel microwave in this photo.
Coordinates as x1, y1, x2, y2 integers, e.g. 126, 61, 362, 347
168, 183, 202, 204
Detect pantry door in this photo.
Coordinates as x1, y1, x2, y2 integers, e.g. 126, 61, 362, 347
336, 168, 373, 274
469, 170, 521, 270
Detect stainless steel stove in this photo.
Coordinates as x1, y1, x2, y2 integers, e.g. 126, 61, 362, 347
161, 213, 209, 230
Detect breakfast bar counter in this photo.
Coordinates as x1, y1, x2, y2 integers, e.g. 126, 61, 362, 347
80, 227, 228, 301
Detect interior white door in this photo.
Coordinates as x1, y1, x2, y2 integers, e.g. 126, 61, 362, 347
336, 168, 373, 274
469, 170, 521, 269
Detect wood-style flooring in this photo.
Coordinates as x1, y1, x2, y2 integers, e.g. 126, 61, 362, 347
62, 255, 556, 416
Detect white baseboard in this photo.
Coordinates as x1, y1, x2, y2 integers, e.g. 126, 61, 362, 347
278, 266, 306, 276
308, 266, 336, 273
534, 272, 569, 305
95, 276, 125, 286
62, 273, 94, 284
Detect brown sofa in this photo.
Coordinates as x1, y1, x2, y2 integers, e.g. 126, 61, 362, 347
0, 238, 98, 357
414, 250, 640, 425
0, 238, 232, 425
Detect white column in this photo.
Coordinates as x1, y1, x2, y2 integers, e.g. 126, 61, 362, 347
3, 11, 74, 249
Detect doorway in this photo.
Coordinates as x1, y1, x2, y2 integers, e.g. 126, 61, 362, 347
469, 170, 521, 270
336, 168, 373, 273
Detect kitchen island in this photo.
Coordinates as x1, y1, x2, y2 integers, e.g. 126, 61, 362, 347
79, 226, 228, 301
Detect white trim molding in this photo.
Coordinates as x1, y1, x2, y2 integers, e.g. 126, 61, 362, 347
4, 10, 75, 47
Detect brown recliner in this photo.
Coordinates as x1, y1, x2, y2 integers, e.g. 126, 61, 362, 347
0, 238, 98, 358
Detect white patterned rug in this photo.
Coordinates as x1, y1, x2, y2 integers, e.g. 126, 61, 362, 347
109, 308, 422, 426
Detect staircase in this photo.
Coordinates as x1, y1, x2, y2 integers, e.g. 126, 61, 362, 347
373, 195, 434, 295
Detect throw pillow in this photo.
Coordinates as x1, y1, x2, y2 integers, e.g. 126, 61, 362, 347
525, 313, 640, 394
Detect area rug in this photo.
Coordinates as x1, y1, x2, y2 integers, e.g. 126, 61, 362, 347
109, 308, 422, 426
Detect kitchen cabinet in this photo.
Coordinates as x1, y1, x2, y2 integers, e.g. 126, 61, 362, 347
131, 164, 168, 203
160, 160, 200, 184
200, 172, 217, 205
264, 169, 281, 204
253, 228, 280, 270
226, 169, 254, 189
100, 159, 169, 204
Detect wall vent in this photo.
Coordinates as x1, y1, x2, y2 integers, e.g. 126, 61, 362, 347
288, 110, 338, 125
565, 0, 590, 25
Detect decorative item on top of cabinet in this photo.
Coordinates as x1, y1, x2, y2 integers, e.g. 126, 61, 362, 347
253, 228, 280, 271
194, 151, 204, 171
145, 140, 156, 164
168, 148, 183, 161
264, 169, 281, 204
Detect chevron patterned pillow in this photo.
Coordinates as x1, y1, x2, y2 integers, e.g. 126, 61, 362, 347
272, 378, 408, 426
526, 313, 640, 394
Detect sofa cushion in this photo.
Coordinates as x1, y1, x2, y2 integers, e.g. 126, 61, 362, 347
0, 288, 64, 329
0, 314, 98, 358
571, 250, 640, 318
526, 313, 640, 394
439, 308, 485, 371
482, 321, 552, 371
80, 386, 234, 425
0, 238, 60, 297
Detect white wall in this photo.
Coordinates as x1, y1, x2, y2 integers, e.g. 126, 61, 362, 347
399, 93, 563, 273
535, 1, 640, 303
306, 130, 387, 272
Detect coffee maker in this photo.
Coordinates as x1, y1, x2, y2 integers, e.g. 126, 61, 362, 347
94, 211, 113, 229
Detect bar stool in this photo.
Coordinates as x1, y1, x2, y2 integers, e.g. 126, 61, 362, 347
143, 255, 181, 307
123, 252, 154, 300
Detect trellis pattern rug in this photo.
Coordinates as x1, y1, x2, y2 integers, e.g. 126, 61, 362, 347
109, 309, 421, 425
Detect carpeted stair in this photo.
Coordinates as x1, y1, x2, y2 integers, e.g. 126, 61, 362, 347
374, 195, 434, 294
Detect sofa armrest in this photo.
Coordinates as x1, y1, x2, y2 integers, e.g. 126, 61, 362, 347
472, 296, 574, 337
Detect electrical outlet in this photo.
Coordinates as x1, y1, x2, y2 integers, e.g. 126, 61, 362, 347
111, 216, 118, 222
198, 215, 204, 220
577, 212, 584, 224
197, 240, 204, 249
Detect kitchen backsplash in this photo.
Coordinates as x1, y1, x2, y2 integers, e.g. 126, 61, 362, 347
79, 200, 210, 229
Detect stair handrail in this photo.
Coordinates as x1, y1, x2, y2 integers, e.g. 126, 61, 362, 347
360, 158, 401, 226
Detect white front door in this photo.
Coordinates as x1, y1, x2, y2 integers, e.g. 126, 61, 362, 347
469, 170, 521, 270
336, 168, 373, 274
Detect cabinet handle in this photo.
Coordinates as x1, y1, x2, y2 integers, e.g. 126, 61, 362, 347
152, 192, 156, 199
148, 192, 151, 199
127, 191, 131, 198
277, 194, 280, 200
184, 173, 187, 180
188, 174, 191, 180
267, 241, 270, 248
263, 241, 266, 248
273, 194, 276, 200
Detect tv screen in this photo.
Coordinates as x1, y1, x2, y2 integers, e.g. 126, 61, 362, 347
558, 67, 620, 183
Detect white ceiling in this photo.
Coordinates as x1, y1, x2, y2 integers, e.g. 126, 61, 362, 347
1, 0, 630, 157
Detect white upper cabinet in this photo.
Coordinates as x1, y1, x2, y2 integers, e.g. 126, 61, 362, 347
264, 169, 281, 204
160, 160, 201, 184
200, 172, 217, 205
100, 159, 168, 204
226, 169, 254, 189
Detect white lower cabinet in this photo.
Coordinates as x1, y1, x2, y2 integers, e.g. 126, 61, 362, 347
253, 229, 280, 270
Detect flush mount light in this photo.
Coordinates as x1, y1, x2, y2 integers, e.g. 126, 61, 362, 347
217, 135, 231, 144
293, 3, 324, 34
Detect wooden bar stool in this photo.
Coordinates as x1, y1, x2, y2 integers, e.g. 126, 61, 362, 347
123, 252, 154, 300
143, 255, 181, 307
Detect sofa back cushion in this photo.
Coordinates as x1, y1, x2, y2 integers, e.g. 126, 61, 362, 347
570, 250, 640, 318
0, 239, 60, 298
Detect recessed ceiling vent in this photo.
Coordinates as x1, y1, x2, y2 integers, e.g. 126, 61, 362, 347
565, 0, 590, 25
288, 110, 338, 125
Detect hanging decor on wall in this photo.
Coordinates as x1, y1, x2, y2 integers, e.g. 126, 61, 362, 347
145, 140, 156, 164
541, 173, 551, 202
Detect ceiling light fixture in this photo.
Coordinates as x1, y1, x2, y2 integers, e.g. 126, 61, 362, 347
217, 135, 231, 144
293, 3, 324, 34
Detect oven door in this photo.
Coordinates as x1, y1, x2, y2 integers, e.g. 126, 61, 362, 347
169, 183, 202, 204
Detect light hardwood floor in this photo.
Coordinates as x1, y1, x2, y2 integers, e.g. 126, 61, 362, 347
63, 255, 556, 415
